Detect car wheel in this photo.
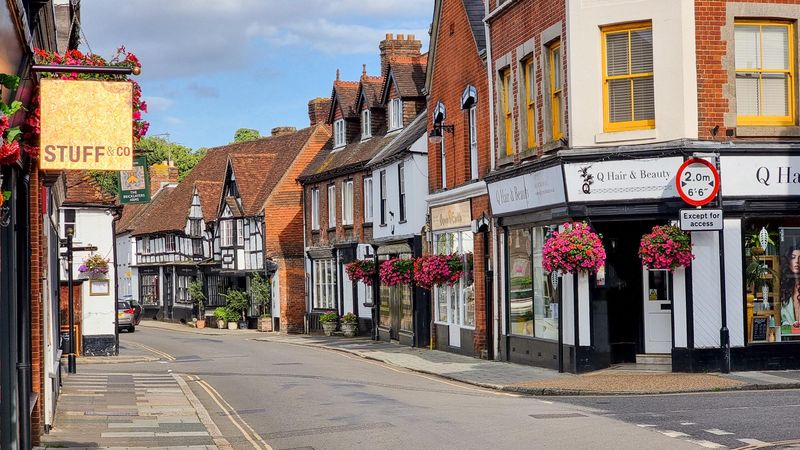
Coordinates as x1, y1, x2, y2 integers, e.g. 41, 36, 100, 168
128, 326, 135, 333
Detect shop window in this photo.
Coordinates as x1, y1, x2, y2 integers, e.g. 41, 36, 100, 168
176, 275, 191, 304
507, 227, 558, 340
602, 22, 654, 132
744, 222, 800, 343
433, 231, 475, 328
735, 21, 795, 126
140, 273, 158, 306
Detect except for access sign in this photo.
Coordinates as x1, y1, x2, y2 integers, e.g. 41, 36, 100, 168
679, 208, 723, 231
676, 158, 720, 206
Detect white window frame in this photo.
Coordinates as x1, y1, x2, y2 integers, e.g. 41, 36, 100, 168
398, 163, 406, 222
313, 258, 337, 310
379, 170, 387, 225
389, 98, 403, 130
363, 177, 374, 223
342, 180, 354, 225
220, 220, 234, 247
334, 119, 346, 148
236, 220, 244, 246
469, 106, 478, 180
327, 184, 336, 228
361, 109, 371, 139
433, 231, 476, 329
311, 188, 320, 230
165, 234, 175, 252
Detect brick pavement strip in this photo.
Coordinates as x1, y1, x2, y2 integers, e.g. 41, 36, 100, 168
39, 373, 221, 450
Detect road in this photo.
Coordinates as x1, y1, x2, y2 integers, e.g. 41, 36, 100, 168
77, 323, 796, 450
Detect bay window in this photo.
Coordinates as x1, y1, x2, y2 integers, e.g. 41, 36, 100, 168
313, 258, 337, 310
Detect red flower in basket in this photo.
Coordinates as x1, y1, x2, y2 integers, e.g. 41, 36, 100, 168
379, 258, 415, 287
413, 254, 464, 290
639, 225, 693, 271
345, 259, 377, 286
542, 222, 606, 274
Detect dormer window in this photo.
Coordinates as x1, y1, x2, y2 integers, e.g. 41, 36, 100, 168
334, 119, 346, 148
361, 109, 371, 139
389, 98, 403, 130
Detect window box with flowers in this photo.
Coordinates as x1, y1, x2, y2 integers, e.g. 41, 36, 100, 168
79, 254, 110, 279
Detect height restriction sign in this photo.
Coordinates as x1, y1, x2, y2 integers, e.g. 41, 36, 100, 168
676, 158, 720, 207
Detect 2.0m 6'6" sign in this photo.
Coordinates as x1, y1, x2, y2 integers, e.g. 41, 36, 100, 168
675, 158, 720, 207
39, 79, 133, 171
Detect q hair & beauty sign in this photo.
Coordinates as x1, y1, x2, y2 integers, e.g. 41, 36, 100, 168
564, 157, 682, 202
39, 79, 133, 171
720, 155, 800, 197
488, 165, 566, 215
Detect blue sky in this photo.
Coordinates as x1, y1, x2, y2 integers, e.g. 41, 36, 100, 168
79, 0, 432, 151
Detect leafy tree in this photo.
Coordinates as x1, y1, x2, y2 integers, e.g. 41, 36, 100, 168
250, 272, 272, 317
222, 289, 249, 321
233, 128, 260, 143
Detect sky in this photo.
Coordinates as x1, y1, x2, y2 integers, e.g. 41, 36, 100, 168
78, 0, 432, 151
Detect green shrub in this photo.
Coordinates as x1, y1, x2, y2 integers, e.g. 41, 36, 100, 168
319, 311, 338, 323
341, 312, 358, 324
222, 289, 249, 321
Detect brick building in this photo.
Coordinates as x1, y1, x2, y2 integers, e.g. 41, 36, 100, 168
483, 0, 800, 373
425, 0, 493, 359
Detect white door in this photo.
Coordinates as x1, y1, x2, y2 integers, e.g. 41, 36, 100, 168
642, 268, 673, 354
448, 288, 461, 347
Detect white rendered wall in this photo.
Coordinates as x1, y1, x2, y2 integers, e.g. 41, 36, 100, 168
566, 0, 698, 146
724, 219, 744, 347
672, 267, 688, 348
561, 273, 575, 346
692, 231, 721, 348
372, 147, 429, 240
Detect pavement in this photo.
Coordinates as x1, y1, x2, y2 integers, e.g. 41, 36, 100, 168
140, 319, 800, 396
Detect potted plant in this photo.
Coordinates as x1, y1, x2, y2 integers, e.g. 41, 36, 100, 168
225, 308, 240, 330
222, 289, 249, 330
638, 225, 694, 271
213, 307, 229, 329
319, 311, 338, 336
542, 222, 606, 274
379, 258, 415, 286
340, 312, 358, 337
189, 280, 206, 329
251, 272, 272, 332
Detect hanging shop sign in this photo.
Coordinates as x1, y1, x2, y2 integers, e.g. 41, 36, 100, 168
676, 158, 719, 207
488, 165, 566, 216
679, 208, 723, 231
720, 155, 800, 197
39, 79, 133, 171
563, 157, 682, 202
118, 155, 150, 204
431, 200, 471, 231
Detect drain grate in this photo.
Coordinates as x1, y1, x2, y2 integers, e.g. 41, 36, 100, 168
529, 413, 587, 419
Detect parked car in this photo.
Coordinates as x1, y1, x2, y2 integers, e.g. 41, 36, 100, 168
117, 300, 136, 333
122, 295, 143, 325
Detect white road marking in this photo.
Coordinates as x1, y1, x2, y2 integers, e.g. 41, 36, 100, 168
538, 400, 554, 404
687, 439, 726, 448
636, 424, 656, 428
705, 428, 734, 436
738, 438, 769, 446
681, 422, 696, 426
660, 430, 690, 438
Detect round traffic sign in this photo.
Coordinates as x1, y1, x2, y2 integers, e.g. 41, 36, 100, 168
676, 158, 720, 207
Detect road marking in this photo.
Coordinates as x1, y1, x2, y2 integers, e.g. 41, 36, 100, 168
538, 400, 554, 405
681, 422, 696, 426
738, 438, 769, 446
130, 342, 176, 361
688, 440, 726, 448
636, 424, 656, 428
660, 430, 690, 438
705, 429, 734, 436
195, 379, 261, 450
195, 378, 273, 450
173, 374, 232, 450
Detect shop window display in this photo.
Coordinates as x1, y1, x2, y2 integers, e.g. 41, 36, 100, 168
507, 227, 558, 340
433, 231, 475, 328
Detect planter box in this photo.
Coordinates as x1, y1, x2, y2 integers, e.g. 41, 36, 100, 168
258, 317, 273, 332
196, 319, 206, 329
216, 320, 227, 329
227, 321, 238, 330
322, 322, 337, 336
341, 322, 357, 337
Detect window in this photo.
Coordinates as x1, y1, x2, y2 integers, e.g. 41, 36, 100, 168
189, 219, 202, 237
342, 180, 354, 225
736, 21, 795, 126
398, 163, 406, 222
140, 272, 158, 306
311, 188, 320, 230
220, 220, 234, 247
500, 67, 513, 156
363, 177, 374, 223
469, 106, 478, 179
361, 109, 371, 139
523, 57, 536, 149
389, 98, 403, 130
192, 238, 203, 257
327, 184, 336, 228
63, 209, 76, 236
165, 234, 175, 252
602, 22, 654, 132
176, 275, 191, 304
548, 42, 563, 140
379, 170, 387, 225
334, 119, 346, 148
142, 237, 151, 254
313, 258, 337, 310
433, 231, 475, 328
507, 227, 558, 340
236, 220, 244, 246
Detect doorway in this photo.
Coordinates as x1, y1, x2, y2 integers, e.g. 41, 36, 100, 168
643, 268, 672, 353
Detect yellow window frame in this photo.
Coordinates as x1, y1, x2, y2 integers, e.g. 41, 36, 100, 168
601, 21, 655, 132
735, 20, 795, 127
549, 41, 563, 140
523, 57, 536, 149
501, 67, 513, 156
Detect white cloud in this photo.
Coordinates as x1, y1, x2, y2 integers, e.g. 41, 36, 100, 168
143, 95, 173, 112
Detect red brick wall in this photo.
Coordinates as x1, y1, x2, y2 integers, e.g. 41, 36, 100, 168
279, 257, 306, 333
29, 170, 43, 445
304, 170, 372, 248
471, 194, 491, 354
695, 0, 800, 140
487, 0, 566, 160
427, 0, 491, 192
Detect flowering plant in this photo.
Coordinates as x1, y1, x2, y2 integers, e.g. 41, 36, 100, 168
345, 260, 377, 286
78, 254, 110, 278
413, 254, 464, 289
542, 222, 606, 274
639, 225, 693, 271
379, 258, 415, 286
0, 74, 26, 165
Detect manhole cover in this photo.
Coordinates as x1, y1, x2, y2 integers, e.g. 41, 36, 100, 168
529, 413, 587, 419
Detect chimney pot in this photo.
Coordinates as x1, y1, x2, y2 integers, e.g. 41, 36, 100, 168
386, 33, 392, 40
408, 34, 415, 40
397, 34, 404, 40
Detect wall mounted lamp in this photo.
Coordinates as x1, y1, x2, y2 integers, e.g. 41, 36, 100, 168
428, 123, 454, 144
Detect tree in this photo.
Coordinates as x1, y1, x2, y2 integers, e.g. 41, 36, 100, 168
250, 272, 271, 317
233, 128, 261, 143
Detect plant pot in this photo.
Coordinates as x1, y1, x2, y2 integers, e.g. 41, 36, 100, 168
751, 247, 765, 256
217, 320, 227, 329
321, 321, 337, 336
258, 317, 273, 332
196, 319, 206, 329
227, 321, 238, 330
341, 322, 357, 337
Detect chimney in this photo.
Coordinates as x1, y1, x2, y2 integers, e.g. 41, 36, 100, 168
308, 97, 332, 126
379, 32, 422, 78
271, 126, 297, 137
149, 161, 180, 195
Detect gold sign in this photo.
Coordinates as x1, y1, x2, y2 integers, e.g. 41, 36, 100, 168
431, 200, 471, 231
40, 79, 133, 171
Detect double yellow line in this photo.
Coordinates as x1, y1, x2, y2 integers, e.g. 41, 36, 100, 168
186, 375, 272, 450
130, 342, 176, 361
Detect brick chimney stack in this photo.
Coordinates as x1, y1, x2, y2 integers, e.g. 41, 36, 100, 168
149, 161, 179, 195
271, 126, 297, 137
308, 97, 332, 126
379, 33, 422, 78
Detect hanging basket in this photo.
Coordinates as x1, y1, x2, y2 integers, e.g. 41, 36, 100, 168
413, 254, 463, 290
542, 222, 606, 274
78, 254, 110, 279
345, 259, 377, 286
639, 225, 694, 271
379, 258, 415, 287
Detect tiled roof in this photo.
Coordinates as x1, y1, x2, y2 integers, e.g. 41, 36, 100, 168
298, 133, 395, 183
117, 203, 148, 233
229, 153, 277, 216
64, 171, 117, 206
384, 55, 428, 100
194, 180, 223, 223
463, 0, 487, 54
367, 110, 427, 167
330, 80, 360, 120
357, 76, 385, 109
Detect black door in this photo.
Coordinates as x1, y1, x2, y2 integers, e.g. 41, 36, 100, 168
390, 288, 401, 341
164, 270, 173, 319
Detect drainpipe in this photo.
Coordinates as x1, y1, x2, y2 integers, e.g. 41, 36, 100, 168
482, 225, 493, 360
19, 164, 32, 450
484, 1, 497, 172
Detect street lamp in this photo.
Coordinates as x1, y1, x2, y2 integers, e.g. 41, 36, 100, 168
428, 123, 454, 145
